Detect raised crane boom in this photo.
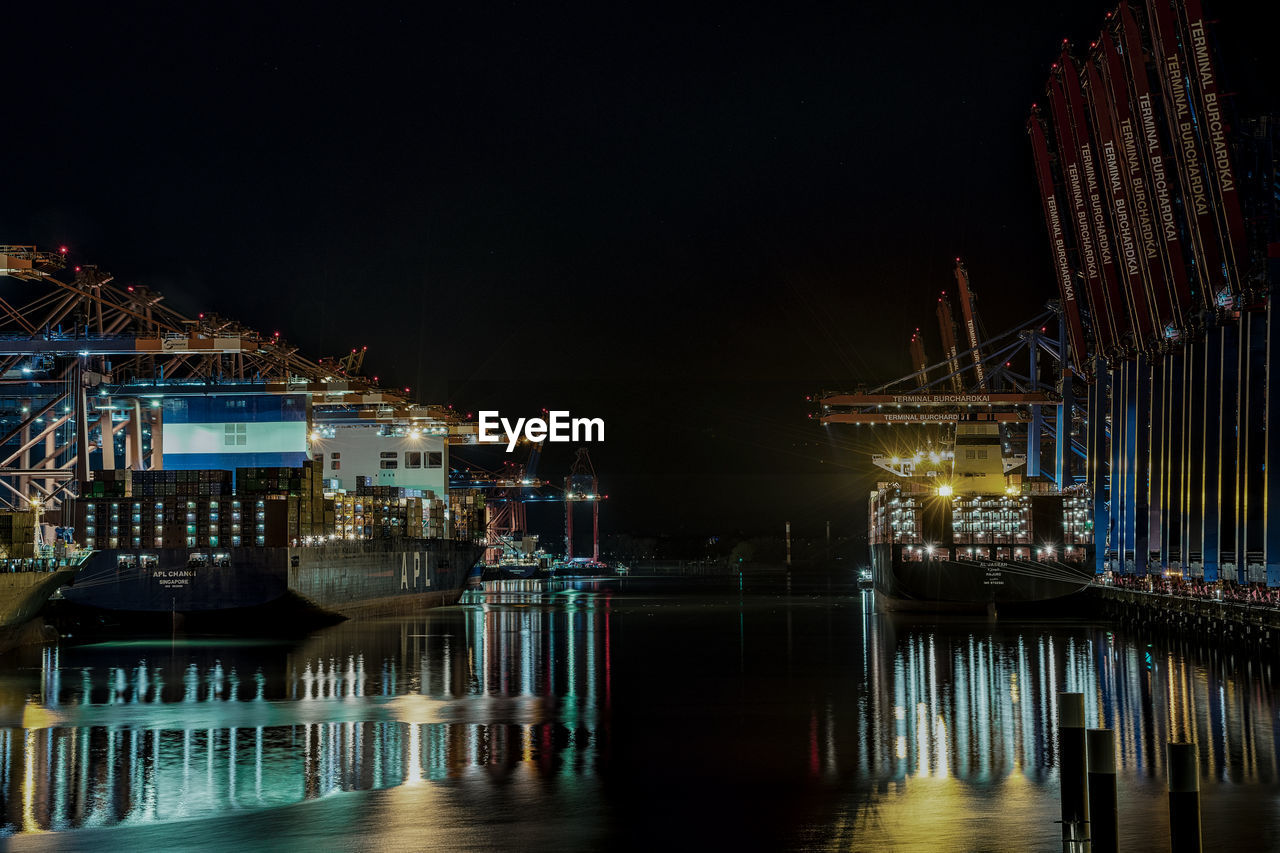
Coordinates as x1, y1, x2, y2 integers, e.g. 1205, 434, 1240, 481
952, 259, 986, 389
908, 329, 928, 382
935, 291, 965, 393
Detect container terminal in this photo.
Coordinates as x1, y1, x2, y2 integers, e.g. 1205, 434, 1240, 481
813, 0, 1280, 621
0, 245, 609, 647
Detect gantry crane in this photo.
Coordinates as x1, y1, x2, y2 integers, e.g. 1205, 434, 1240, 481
0, 245, 473, 510
565, 447, 601, 562
816, 266, 1086, 487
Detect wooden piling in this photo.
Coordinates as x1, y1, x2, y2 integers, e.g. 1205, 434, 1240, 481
1058, 692, 1089, 844
1167, 742, 1201, 853
1086, 728, 1117, 853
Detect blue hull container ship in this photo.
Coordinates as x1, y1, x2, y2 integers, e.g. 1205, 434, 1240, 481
52, 390, 485, 632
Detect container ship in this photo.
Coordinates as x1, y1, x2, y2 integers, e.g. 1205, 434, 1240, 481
868, 423, 1094, 611
0, 246, 493, 641
50, 410, 485, 631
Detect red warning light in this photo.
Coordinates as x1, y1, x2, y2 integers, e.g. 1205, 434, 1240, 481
127, 285, 134, 292
74, 266, 81, 272
59, 246, 67, 254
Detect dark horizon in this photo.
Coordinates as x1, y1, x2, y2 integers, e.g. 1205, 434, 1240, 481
5, 0, 1278, 543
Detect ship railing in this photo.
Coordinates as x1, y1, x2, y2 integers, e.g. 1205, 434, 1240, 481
2, 554, 87, 573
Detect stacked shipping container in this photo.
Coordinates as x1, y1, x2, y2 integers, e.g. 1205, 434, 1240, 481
0, 512, 36, 559
71, 463, 480, 549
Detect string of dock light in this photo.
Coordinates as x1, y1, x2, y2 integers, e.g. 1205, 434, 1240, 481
906, 544, 1068, 558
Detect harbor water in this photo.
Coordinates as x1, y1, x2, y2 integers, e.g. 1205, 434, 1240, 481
1, 590, 1278, 851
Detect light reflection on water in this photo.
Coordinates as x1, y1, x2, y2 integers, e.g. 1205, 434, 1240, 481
0, 590, 1277, 851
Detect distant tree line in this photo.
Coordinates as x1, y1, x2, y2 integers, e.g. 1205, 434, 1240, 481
600, 530, 862, 569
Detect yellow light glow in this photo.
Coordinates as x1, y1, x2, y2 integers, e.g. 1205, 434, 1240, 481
936, 485, 953, 497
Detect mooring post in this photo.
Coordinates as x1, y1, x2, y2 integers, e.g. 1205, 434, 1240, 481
1058, 692, 1089, 845
1168, 742, 1201, 853
1086, 728, 1117, 853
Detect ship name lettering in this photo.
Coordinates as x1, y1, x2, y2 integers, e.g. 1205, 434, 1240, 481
400, 552, 431, 589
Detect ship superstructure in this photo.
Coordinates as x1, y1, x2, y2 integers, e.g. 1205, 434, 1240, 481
867, 423, 1093, 609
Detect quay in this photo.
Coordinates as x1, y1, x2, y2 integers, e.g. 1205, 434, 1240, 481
1089, 580, 1280, 655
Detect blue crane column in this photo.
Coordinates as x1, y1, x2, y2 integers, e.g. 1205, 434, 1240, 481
1266, 296, 1280, 587
1029, 333, 1041, 478
1130, 356, 1149, 575
1109, 362, 1126, 573
1219, 321, 1240, 582
1238, 311, 1268, 583
1201, 326, 1223, 583
1056, 312, 1072, 487
1183, 339, 1205, 578
1089, 360, 1111, 575
1148, 354, 1166, 572
1163, 348, 1185, 574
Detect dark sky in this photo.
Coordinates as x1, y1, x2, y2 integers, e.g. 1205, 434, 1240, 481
5, 1, 1277, 544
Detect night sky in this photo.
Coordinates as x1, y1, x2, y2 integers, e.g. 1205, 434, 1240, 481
6, 2, 1278, 544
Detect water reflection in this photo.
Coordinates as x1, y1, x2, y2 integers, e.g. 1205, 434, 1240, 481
850, 597, 1277, 788
0, 589, 1277, 849
1, 592, 612, 835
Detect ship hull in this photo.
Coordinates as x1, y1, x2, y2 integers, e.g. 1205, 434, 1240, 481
57, 538, 481, 620
872, 543, 1094, 612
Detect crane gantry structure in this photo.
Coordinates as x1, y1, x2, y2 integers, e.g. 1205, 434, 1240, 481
819, 0, 1280, 583
815, 264, 1085, 490
0, 245, 472, 512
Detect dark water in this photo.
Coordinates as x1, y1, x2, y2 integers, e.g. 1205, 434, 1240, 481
0, 590, 1277, 851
